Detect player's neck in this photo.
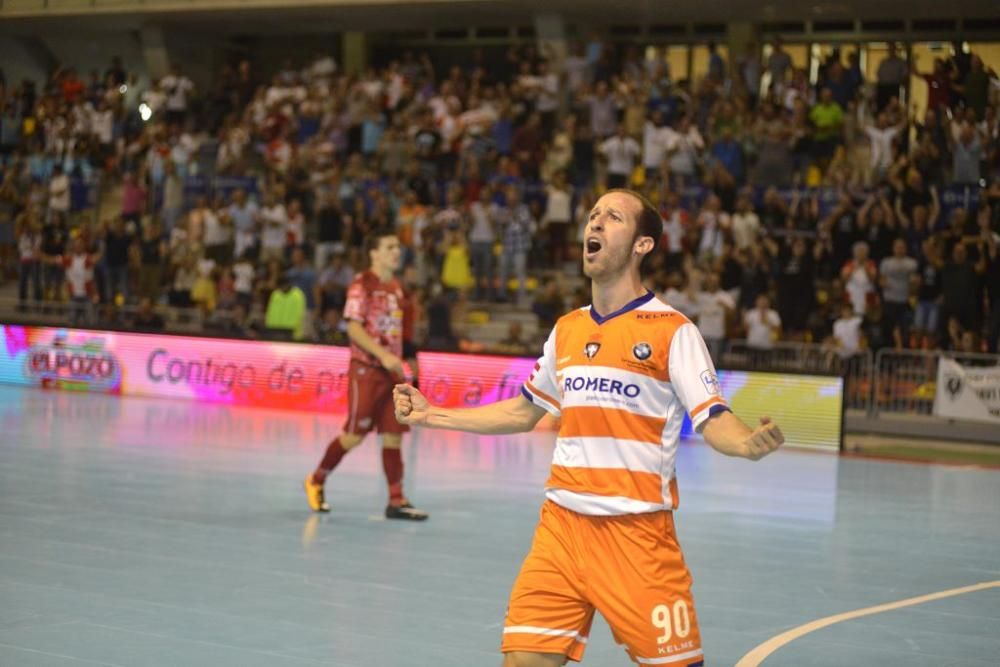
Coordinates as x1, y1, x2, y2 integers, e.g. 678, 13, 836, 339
371, 265, 393, 282
590, 273, 648, 317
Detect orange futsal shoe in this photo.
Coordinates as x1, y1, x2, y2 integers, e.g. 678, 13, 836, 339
303, 475, 330, 513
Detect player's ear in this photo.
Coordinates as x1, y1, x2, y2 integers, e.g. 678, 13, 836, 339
634, 235, 655, 256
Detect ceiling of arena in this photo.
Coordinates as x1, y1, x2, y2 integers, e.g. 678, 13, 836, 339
0, 0, 997, 34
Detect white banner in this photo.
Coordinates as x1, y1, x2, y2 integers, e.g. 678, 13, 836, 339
933, 358, 1000, 424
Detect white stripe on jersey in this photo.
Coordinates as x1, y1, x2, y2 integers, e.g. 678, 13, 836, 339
544, 489, 671, 516
552, 436, 668, 476
503, 626, 589, 643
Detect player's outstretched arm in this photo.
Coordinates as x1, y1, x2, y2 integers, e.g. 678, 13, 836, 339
699, 411, 784, 461
393, 384, 547, 435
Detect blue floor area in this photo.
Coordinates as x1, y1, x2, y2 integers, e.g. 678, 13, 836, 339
1, 385, 998, 666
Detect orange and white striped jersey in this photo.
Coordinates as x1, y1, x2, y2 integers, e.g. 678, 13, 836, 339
521, 291, 729, 516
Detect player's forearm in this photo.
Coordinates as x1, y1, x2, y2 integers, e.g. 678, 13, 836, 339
423, 397, 541, 435
347, 321, 391, 361
699, 411, 754, 458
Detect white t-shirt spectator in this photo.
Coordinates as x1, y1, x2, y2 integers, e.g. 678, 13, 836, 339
600, 135, 641, 177
696, 290, 735, 341
543, 186, 572, 225
664, 288, 699, 319
160, 74, 194, 112
745, 307, 781, 349
536, 73, 560, 113
202, 209, 229, 247
865, 126, 901, 172
662, 210, 687, 254
49, 173, 70, 214
731, 211, 761, 250
642, 121, 672, 171
233, 260, 255, 295
697, 210, 729, 259
90, 108, 114, 145
832, 314, 863, 358
260, 203, 289, 251
63, 254, 94, 298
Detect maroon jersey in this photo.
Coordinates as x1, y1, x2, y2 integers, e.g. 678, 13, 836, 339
343, 270, 405, 366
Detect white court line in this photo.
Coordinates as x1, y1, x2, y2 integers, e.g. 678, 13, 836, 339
735, 580, 1000, 667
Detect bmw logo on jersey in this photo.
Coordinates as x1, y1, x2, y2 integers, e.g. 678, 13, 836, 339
632, 342, 652, 361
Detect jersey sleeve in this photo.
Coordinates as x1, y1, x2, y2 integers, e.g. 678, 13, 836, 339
342, 275, 366, 323
668, 322, 730, 430
521, 326, 561, 417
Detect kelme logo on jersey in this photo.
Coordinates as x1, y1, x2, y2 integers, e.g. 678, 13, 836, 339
632, 342, 652, 361
584, 342, 601, 360
563, 376, 641, 398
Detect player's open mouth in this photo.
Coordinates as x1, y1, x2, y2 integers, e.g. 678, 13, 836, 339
585, 237, 603, 259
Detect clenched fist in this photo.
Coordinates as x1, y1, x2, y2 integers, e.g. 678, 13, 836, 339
743, 416, 784, 461
393, 383, 430, 426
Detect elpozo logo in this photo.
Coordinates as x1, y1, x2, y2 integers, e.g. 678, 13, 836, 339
24, 335, 122, 391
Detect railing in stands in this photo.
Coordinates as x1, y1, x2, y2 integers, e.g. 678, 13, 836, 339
872, 349, 1000, 417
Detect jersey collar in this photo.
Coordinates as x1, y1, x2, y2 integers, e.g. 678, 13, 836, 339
589, 291, 655, 325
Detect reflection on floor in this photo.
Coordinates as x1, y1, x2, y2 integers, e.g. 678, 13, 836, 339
1, 385, 998, 666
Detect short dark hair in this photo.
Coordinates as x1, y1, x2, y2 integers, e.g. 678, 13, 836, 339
606, 189, 662, 277
364, 227, 397, 259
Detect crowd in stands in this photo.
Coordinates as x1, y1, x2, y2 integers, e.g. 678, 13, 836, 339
0, 37, 999, 359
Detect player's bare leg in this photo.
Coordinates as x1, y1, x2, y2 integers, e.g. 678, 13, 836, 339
304, 432, 366, 512
502, 652, 568, 666
381, 433, 428, 521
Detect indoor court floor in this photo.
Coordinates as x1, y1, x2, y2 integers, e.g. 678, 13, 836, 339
1, 384, 998, 666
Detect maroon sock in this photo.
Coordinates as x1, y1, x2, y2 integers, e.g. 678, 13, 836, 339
382, 447, 404, 505
312, 437, 347, 485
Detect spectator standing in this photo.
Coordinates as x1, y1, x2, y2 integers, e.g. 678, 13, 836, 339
875, 44, 908, 112
259, 192, 288, 264
286, 247, 317, 311
841, 241, 878, 315
265, 275, 307, 340
600, 126, 641, 189
160, 65, 194, 126
940, 243, 985, 334
102, 217, 133, 303
542, 171, 573, 264
50, 236, 99, 325
879, 238, 918, 347
695, 272, 734, 362
467, 188, 496, 301
16, 215, 43, 306
120, 172, 147, 226
48, 165, 70, 221
831, 303, 864, 358
744, 294, 782, 365
137, 221, 166, 301
498, 186, 535, 304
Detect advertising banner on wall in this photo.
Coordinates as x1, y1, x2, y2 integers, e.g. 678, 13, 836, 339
1, 324, 353, 411
1, 325, 843, 449
933, 358, 1000, 424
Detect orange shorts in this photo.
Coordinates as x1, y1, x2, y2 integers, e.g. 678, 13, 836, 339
501, 500, 704, 665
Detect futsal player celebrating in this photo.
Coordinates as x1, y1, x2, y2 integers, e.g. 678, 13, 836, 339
393, 190, 783, 664
305, 228, 428, 521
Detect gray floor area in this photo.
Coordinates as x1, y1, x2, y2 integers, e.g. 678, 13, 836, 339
1, 385, 998, 666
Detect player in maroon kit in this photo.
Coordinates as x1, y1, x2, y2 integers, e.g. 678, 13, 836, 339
304, 229, 428, 521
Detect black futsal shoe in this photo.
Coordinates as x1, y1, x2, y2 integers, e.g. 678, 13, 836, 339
385, 501, 429, 521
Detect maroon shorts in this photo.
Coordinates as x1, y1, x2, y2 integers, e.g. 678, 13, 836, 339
343, 360, 409, 436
